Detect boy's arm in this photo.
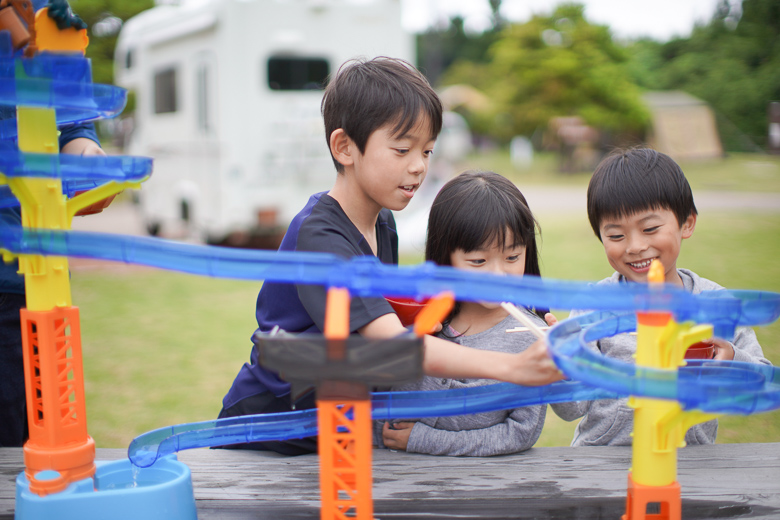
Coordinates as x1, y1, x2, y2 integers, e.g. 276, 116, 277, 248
360, 314, 564, 386
61, 137, 105, 157
726, 326, 771, 364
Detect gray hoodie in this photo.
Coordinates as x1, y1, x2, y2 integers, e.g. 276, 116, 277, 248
551, 269, 770, 446
375, 309, 547, 456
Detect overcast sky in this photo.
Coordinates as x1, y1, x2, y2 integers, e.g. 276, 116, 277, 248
400, 0, 733, 41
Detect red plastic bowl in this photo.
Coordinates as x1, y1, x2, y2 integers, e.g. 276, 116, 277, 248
386, 297, 429, 327
685, 342, 715, 360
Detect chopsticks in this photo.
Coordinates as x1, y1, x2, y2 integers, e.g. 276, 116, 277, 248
500, 302, 547, 340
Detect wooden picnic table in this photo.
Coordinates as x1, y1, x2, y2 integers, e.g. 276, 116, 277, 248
1, 443, 778, 519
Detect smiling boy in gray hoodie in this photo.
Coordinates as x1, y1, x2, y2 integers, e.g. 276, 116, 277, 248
551, 148, 770, 447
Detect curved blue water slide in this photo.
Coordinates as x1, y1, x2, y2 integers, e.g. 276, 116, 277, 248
128, 380, 622, 468
0, 225, 777, 338
0, 145, 153, 182
0, 54, 127, 140
0, 144, 153, 208
0, 81, 126, 140
547, 311, 779, 413
127, 311, 780, 468
0, 224, 777, 466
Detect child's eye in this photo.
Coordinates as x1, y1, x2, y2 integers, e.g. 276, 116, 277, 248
467, 259, 486, 266
606, 234, 624, 241
424, 149, 434, 157
644, 226, 660, 233
395, 148, 409, 155
506, 255, 520, 262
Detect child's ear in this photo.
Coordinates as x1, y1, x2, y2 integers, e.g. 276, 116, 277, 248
329, 128, 355, 168
681, 213, 697, 239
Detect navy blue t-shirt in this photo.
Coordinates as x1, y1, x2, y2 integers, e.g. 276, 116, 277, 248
222, 192, 398, 405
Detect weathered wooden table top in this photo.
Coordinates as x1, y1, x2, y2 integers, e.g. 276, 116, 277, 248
2, 443, 778, 519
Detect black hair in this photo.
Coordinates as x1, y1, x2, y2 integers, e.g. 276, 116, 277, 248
321, 57, 443, 173
587, 148, 698, 241
425, 170, 545, 331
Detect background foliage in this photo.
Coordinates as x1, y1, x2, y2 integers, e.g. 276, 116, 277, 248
625, 0, 780, 151
441, 4, 649, 142
69, 0, 154, 86
67, 0, 778, 153
418, 0, 779, 152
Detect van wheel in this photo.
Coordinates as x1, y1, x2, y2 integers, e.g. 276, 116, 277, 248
146, 222, 162, 236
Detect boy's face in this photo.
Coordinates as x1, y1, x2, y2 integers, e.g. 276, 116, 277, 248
350, 117, 436, 212
598, 208, 696, 286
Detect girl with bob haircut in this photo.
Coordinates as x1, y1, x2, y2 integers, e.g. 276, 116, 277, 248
378, 170, 551, 456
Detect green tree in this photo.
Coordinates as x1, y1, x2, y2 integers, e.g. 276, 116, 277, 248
416, 16, 500, 85
442, 4, 648, 143
626, 0, 780, 150
70, 0, 154, 86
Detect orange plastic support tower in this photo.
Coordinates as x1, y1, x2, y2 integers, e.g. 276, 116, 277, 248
317, 287, 374, 520
20, 306, 95, 496
317, 400, 374, 520
622, 474, 681, 520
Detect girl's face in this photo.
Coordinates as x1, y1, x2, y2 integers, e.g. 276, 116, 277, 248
450, 230, 527, 309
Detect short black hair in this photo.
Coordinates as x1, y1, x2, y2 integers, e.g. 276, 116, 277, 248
321, 57, 443, 172
587, 148, 698, 241
425, 170, 545, 325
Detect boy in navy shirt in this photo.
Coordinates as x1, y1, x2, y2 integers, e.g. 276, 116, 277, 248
219, 57, 563, 454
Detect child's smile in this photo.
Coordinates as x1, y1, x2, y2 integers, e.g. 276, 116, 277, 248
627, 258, 654, 272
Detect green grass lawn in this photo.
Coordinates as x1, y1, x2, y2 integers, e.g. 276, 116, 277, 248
457, 150, 780, 193
72, 151, 780, 449
75, 271, 259, 447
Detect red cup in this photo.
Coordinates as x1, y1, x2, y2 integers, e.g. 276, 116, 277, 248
685, 342, 715, 360
386, 297, 429, 327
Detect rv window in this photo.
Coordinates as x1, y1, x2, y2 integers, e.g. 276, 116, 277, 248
267, 57, 328, 91
125, 49, 133, 69
154, 68, 177, 114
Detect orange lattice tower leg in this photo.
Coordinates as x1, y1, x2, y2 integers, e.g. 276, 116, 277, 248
623, 474, 681, 520
318, 399, 373, 520
317, 287, 374, 520
21, 306, 95, 496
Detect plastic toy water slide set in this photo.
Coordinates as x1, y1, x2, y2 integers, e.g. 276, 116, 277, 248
1, 4, 779, 520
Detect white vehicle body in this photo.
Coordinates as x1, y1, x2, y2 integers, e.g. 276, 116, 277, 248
114, 0, 413, 242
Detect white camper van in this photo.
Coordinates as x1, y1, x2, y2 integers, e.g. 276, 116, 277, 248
114, 0, 413, 245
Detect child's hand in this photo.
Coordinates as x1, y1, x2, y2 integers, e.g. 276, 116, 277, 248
62, 138, 120, 216
382, 421, 414, 451
544, 313, 558, 327
706, 338, 735, 360
513, 339, 565, 386
61, 137, 106, 157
